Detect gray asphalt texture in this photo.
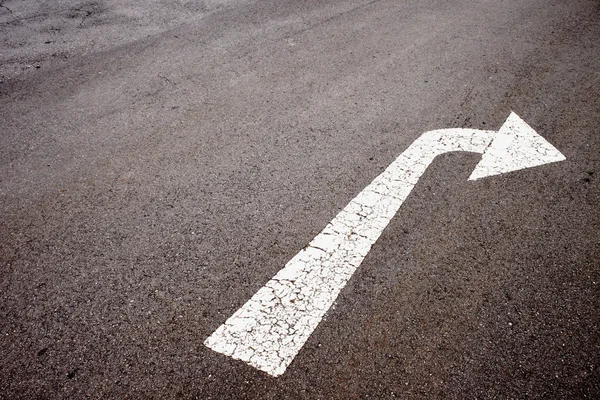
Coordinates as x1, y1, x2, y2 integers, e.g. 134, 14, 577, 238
1, 0, 599, 398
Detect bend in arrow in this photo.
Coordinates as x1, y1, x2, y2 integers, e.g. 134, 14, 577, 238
204, 112, 565, 376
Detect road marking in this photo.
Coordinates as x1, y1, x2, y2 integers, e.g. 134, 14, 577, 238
204, 112, 566, 376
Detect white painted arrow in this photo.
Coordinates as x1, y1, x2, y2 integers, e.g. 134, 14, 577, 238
204, 112, 565, 377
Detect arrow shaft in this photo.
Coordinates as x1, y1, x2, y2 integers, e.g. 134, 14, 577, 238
205, 128, 493, 376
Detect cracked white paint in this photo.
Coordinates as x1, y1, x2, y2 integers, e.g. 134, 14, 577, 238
468, 112, 566, 180
204, 112, 565, 376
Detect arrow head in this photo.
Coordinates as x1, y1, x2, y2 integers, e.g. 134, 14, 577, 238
468, 112, 566, 181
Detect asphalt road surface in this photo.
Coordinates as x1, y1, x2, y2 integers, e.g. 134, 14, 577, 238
1, 0, 599, 398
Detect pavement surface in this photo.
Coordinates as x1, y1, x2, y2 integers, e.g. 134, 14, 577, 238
1, 0, 599, 398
